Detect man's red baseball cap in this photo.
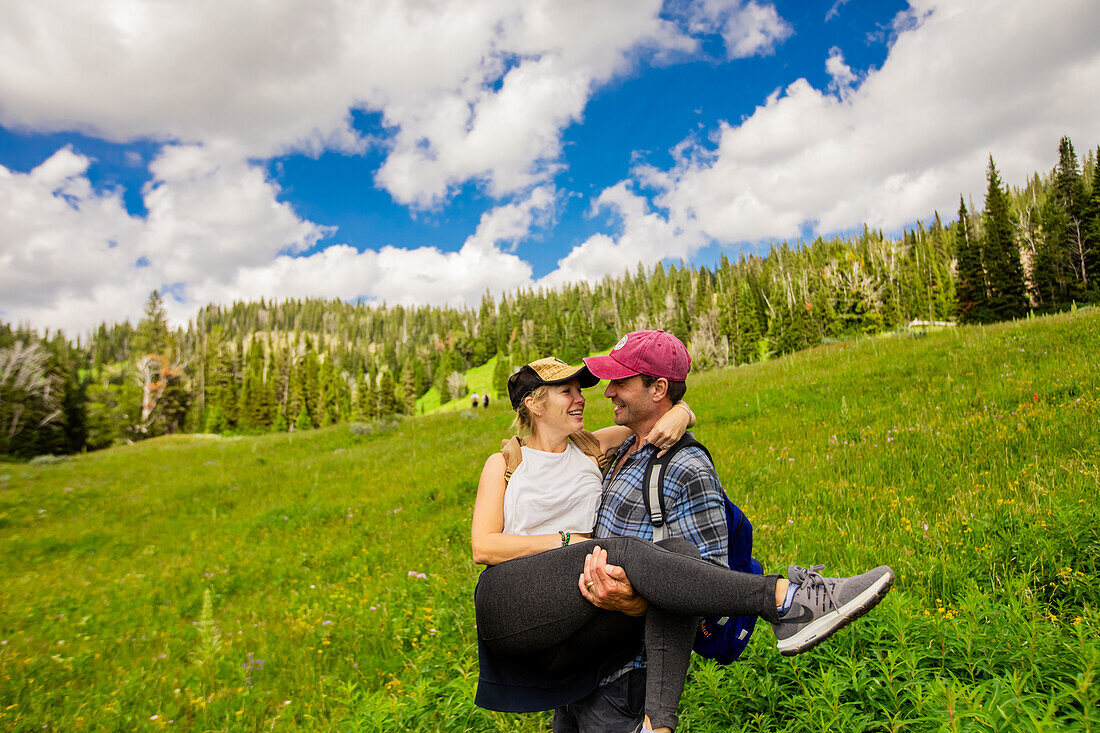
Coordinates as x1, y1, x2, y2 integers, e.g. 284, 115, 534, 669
583, 330, 691, 381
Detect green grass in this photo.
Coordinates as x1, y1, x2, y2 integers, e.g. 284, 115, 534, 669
2, 311, 1098, 731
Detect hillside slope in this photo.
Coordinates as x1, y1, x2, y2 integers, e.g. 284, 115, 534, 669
1, 310, 1097, 731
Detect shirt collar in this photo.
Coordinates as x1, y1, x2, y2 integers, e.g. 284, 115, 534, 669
611, 434, 659, 463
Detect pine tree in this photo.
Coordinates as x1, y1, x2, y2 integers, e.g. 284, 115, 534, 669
1034, 137, 1088, 308
133, 290, 171, 357
57, 344, 88, 452
270, 345, 290, 425
720, 282, 757, 365
982, 157, 1028, 320
1054, 136, 1089, 294
364, 372, 379, 420
411, 357, 430, 398
286, 354, 305, 426
880, 281, 901, 330
401, 362, 416, 414
1085, 145, 1100, 295
318, 358, 337, 426
736, 284, 763, 363
295, 405, 312, 431
902, 229, 927, 321
228, 337, 244, 427
435, 350, 456, 404
377, 370, 397, 417
129, 290, 189, 437
239, 338, 268, 429
954, 197, 989, 323
811, 287, 839, 340
203, 338, 236, 432
928, 213, 955, 320
1034, 194, 1072, 308
768, 299, 794, 356
335, 372, 352, 422
491, 351, 511, 398
302, 349, 320, 428
262, 367, 278, 430
354, 372, 374, 421
438, 374, 451, 405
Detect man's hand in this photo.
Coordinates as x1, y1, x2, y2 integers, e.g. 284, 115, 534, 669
578, 545, 648, 616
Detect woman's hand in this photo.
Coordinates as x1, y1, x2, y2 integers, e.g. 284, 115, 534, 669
645, 401, 695, 457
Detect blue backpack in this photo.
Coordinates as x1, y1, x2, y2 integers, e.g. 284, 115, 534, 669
642, 432, 763, 664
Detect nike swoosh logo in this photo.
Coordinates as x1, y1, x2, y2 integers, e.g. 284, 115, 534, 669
781, 605, 814, 624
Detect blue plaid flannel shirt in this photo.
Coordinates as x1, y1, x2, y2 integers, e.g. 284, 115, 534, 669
592, 434, 729, 683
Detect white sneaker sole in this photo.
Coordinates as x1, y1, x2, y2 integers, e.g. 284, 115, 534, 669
776, 568, 895, 656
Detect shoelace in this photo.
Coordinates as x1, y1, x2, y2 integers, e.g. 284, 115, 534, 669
795, 564, 839, 612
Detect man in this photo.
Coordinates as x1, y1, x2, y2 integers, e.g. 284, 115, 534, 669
552, 330, 892, 733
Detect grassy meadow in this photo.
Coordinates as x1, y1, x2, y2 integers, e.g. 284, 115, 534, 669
415, 355, 501, 414
2, 310, 1098, 731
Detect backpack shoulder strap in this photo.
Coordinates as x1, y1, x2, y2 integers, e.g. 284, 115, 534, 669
642, 431, 711, 541
568, 430, 612, 474
502, 431, 609, 485
501, 436, 524, 485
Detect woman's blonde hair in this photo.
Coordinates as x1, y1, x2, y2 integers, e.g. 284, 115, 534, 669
510, 384, 550, 437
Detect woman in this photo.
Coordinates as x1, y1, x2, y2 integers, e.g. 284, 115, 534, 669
472, 357, 893, 733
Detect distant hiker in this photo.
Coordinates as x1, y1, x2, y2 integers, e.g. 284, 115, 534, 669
483, 394, 490, 408
471, 392, 480, 409
472, 335, 894, 733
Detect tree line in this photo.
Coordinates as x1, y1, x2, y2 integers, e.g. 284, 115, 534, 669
2, 136, 1096, 458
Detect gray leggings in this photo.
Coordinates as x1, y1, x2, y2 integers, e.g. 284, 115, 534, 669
475, 536, 780, 731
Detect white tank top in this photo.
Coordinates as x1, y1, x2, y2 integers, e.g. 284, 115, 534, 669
502, 442, 603, 536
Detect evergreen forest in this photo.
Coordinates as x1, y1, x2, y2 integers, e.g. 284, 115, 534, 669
3, 136, 1098, 458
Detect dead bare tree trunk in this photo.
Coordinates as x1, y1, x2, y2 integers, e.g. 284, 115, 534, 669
1071, 217, 1088, 288
135, 353, 187, 433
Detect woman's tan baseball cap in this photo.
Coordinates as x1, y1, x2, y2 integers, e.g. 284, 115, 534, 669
507, 357, 599, 409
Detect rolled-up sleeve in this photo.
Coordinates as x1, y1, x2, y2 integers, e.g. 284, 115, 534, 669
663, 447, 728, 566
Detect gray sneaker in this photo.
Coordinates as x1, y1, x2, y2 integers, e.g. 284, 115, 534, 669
772, 564, 894, 656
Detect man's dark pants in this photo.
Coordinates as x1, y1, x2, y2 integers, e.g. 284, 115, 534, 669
552, 668, 645, 733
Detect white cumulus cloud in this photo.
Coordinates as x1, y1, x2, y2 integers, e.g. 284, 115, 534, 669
0, 148, 144, 328
685, 0, 793, 59
0, 145, 330, 332
646, 0, 1100, 246
0, 148, 556, 333
189, 185, 555, 309
539, 182, 706, 288
0, 0, 694, 207
825, 47, 858, 99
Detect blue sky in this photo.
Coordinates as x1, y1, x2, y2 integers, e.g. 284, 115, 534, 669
1, 1, 1097, 334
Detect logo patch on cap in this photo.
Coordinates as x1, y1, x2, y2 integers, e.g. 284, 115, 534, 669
612, 335, 628, 351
